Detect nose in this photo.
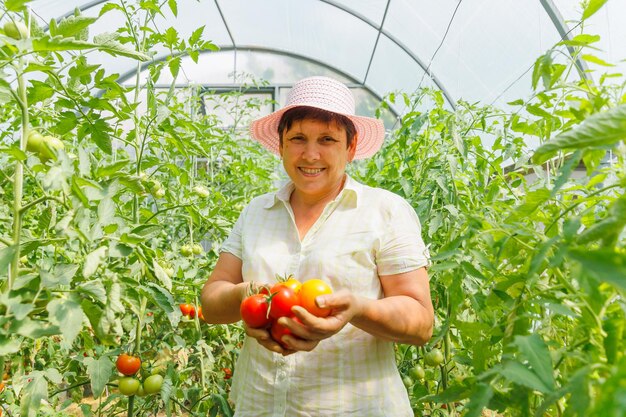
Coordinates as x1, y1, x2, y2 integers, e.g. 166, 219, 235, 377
301, 141, 320, 161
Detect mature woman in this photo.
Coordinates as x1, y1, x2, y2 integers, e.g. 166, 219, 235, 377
200, 76, 434, 416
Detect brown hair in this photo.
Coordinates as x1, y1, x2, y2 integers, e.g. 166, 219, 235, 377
277, 106, 356, 148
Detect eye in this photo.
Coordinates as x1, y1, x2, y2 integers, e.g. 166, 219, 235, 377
321, 136, 338, 143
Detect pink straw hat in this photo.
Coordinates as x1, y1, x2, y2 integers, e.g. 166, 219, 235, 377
250, 76, 385, 160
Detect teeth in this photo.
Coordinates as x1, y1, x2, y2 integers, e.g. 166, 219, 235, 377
300, 168, 323, 174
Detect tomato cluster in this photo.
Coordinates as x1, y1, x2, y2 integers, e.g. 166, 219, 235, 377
180, 303, 204, 321
240, 276, 333, 348
115, 354, 164, 397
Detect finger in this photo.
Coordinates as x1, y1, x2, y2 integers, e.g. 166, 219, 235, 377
281, 335, 319, 352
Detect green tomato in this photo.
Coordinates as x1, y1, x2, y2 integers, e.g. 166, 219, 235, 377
409, 364, 425, 380
192, 243, 203, 255
424, 348, 444, 367
153, 188, 166, 198
118, 377, 140, 396
192, 185, 210, 198
26, 130, 45, 153
402, 375, 413, 388
4, 21, 29, 40
180, 244, 193, 257
39, 135, 64, 161
143, 374, 163, 394
136, 384, 147, 397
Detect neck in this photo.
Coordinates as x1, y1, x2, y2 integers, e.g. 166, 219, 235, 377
290, 174, 347, 209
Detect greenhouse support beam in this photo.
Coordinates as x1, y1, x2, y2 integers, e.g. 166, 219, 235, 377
539, 0, 592, 82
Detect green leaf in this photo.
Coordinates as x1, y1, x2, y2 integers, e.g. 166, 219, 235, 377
47, 298, 84, 347
20, 371, 48, 417
56, 16, 97, 38
5, 0, 33, 11
569, 248, 626, 291
11, 318, 60, 339
77, 280, 107, 304
168, 0, 178, 16
513, 334, 555, 392
559, 34, 601, 47
40, 263, 79, 288
32, 34, 150, 61
581, 54, 614, 67
0, 334, 22, 355
152, 259, 172, 291
143, 283, 180, 328
582, 0, 608, 20
532, 104, 626, 164
464, 383, 493, 417
500, 361, 553, 393
84, 356, 113, 398
0, 245, 17, 276
83, 246, 108, 278
95, 159, 129, 177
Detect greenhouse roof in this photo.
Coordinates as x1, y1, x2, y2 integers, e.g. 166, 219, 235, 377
23, 0, 626, 118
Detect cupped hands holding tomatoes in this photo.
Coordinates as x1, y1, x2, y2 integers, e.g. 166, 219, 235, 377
240, 275, 351, 353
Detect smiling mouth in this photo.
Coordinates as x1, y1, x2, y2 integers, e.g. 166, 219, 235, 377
299, 167, 325, 175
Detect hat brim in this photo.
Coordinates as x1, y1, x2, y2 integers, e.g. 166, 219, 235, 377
250, 105, 385, 160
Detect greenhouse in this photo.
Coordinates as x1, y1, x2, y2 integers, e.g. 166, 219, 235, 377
0, 0, 625, 416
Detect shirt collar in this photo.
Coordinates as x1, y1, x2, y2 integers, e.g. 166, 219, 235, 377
264, 174, 362, 209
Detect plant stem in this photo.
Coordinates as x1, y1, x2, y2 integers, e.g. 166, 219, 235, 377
9, 61, 28, 292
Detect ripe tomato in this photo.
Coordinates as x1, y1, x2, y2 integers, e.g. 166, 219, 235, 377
299, 279, 333, 317
197, 307, 205, 322
270, 317, 302, 348
116, 354, 141, 376
282, 277, 302, 293
180, 303, 195, 317
143, 374, 164, 394
240, 294, 271, 328
268, 284, 299, 319
118, 377, 140, 396
0, 381, 4, 394
222, 367, 232, 380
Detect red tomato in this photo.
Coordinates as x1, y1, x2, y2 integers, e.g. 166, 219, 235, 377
240, 294, 271, 328
270, 317, 303, 348
197, 307, 205, 322
222, 367, 232, 380
179, 303, 195, 317
116, 354, 141, 376
268, 284, 299, 319
299, 279, 333, 317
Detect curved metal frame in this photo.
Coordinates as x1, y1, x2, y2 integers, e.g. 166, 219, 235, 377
539, 0, 591, 82
50, 0, 591, 111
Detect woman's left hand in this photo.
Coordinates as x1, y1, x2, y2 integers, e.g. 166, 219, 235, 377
278, 289, 362, 351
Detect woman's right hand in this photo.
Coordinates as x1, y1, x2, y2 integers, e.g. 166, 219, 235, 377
245, 324, 297, 356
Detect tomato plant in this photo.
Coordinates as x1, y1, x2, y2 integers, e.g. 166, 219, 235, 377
116, 354, 141, 376
240, 294, 271, 328
299, 279, 333, 317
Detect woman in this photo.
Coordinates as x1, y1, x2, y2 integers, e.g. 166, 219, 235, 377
200, 76, 434, 416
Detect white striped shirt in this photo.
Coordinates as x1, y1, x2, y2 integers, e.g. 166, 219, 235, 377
222, 175, 429, 416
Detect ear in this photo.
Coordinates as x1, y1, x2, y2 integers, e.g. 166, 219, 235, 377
348, 134, 358, 162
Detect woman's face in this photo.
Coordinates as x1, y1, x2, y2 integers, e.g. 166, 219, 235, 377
279, 117, 357, 202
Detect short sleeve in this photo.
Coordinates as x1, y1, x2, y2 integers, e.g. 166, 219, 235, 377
376, 197, 430, 276
219, 205, 248, 260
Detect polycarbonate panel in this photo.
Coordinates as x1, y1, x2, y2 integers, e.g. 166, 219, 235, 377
385, 0, 563, 105
124, 50, 352, 86
331, 0, 388, 26
217, 0, 378, 81
552, 0, 626, 79
366, 34, 440, 116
